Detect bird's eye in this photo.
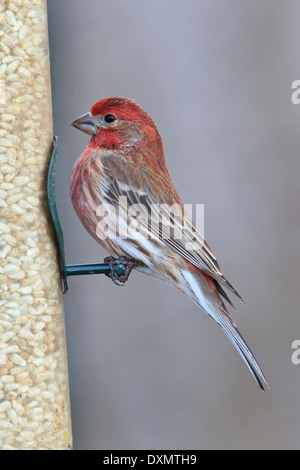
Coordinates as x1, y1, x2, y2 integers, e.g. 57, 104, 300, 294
104, 114, 117, 124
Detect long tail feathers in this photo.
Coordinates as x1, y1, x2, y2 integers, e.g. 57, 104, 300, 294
182, 270, 268, 390
216, 314, 268, 391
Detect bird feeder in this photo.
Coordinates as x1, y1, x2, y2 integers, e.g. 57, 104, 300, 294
0, 0, 72, 450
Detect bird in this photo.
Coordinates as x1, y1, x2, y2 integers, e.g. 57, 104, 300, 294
70, 96, 268, 390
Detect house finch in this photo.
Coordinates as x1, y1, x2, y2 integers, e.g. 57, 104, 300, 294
71, 97, 267, 390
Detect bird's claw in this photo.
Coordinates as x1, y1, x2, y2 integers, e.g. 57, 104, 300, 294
104, 256, 142, 286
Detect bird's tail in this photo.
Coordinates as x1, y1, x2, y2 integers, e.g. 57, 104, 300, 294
181, 269, 268, 391
214, 313, 268, 391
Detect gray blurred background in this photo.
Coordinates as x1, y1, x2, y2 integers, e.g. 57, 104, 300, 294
47, 0, 300, 449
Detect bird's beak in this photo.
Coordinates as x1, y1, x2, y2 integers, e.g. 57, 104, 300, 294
71, 112, 99, 135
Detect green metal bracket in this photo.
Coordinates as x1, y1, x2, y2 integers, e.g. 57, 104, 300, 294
47, 136, 125, 294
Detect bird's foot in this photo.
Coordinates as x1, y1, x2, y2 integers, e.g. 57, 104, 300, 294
104, 256, 143, 286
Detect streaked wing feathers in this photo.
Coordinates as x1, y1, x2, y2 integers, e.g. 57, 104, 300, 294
101, 156, 243, 301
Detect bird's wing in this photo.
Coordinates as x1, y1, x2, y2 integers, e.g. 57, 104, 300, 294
100, 155, 243, 301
